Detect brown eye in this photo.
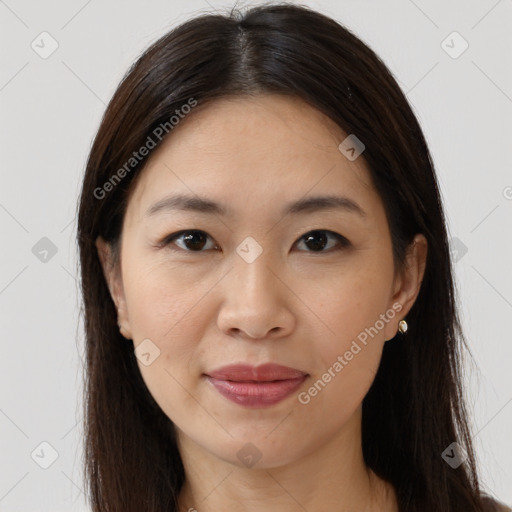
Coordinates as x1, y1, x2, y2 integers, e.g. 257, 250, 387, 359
161, 229, 350, 254
295, 230, 350, 253
162, 230, 217, 252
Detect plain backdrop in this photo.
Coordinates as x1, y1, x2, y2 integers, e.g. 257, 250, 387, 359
0, 0, 511, 510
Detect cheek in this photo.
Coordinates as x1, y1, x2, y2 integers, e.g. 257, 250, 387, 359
122, 263, 210, 424
300, 260, 393, 409
120, 259, 213, 402
123, 256, 210, 343
309, 257, 392, 344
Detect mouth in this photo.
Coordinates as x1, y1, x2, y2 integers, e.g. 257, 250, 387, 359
204, 363, 309, 408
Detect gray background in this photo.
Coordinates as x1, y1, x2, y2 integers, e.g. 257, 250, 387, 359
0, 0, 511, 510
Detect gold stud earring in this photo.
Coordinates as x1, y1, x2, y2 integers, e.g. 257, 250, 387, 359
398, 319, 408, 334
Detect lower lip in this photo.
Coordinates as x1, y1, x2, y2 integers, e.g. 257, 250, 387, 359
205, 375, 307, 408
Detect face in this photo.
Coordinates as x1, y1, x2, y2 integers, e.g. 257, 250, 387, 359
97, 94, 426, 469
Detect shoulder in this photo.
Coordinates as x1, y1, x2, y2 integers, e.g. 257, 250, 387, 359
481, 495, 512, 512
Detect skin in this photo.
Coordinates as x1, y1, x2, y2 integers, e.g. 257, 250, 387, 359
96, 94, 427, 512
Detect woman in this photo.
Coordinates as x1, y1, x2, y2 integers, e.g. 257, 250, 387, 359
76, 3, 510, 511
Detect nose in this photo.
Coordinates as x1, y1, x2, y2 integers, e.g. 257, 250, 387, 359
216, 251, 295, 340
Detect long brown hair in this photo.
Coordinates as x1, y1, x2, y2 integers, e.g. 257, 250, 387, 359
77, 3, 488, 510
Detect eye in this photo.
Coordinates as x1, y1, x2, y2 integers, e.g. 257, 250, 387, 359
295, 230, 350, 253
161, 230, 218, 252
160, 229, 350, 253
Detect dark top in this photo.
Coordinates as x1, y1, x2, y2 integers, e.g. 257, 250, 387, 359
482, 496, 512, 511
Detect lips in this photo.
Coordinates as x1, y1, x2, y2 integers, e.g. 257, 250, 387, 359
207, 363, 307, 381
204, 363, 308, 408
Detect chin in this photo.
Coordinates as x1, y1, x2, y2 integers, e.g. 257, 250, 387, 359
199, 432, 317, 471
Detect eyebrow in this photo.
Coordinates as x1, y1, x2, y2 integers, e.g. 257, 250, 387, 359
145, 193, 366, 219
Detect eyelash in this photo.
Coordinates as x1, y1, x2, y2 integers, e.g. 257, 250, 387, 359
159, 229, 351, 254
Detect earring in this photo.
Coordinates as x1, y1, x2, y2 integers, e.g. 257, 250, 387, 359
398, 319, 408, 334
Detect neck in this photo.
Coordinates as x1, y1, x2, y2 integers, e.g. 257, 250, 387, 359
176, 407, 398, 512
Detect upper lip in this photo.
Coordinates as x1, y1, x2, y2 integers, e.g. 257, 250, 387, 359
206, 363, 307, 382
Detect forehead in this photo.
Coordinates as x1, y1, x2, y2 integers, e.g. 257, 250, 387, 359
149, 94, 356, 167
124, 94, 380, 224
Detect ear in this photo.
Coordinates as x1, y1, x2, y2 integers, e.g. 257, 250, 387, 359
95, 236, 132, 340
383, 233, 428, 341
